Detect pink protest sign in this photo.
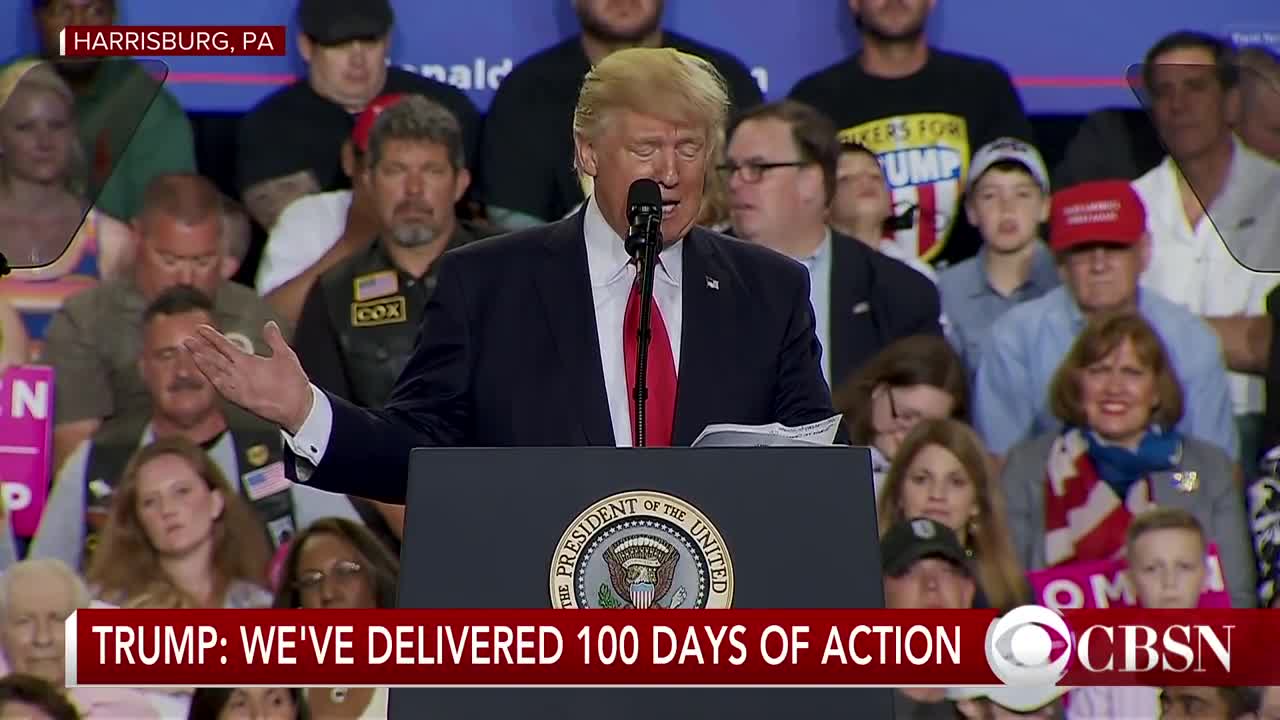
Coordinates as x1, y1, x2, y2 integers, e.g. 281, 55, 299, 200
1028, 542, 1231, 609
0, 366, 54, 538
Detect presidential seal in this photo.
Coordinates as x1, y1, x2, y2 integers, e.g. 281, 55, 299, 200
550, 490, 734, 609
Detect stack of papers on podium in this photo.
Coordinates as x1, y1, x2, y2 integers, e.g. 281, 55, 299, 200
691, 415, 843, 447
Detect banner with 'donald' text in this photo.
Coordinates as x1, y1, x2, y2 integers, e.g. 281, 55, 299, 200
0, 366, 54, 538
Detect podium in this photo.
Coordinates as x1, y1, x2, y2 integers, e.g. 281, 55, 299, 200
393, 446, 895, 719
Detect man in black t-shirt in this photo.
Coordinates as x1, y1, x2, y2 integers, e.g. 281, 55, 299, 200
790, 0, 1033, 270
480, 0, 763, 230
236, 0, 481, 231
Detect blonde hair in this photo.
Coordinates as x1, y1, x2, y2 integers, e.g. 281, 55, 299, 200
572, 47, 730, 185
87, 437, 271, 609
0, 60, 89, 197
1126, 506, 1206, 556
878, 419, 1029, 610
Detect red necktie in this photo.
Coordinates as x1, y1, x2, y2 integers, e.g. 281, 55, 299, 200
623, 274, 677, 447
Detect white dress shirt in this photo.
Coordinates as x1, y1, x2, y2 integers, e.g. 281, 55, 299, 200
1134, 137, 1280, 416
798, 229, 833, 384
285, 194, 685, 467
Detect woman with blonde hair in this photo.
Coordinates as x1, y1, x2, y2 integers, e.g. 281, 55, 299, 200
87, 436, 273, 609
878, 418, 1028, 610
0, 59, 132, 358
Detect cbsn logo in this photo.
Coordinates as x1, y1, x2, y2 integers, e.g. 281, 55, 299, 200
984, 605, 1233, 685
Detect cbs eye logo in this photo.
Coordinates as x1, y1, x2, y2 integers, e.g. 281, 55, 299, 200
984, 605, 1073, 686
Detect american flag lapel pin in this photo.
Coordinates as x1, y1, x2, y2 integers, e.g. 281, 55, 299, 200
1173, 471, 1199, 494
706, 275, 719, 290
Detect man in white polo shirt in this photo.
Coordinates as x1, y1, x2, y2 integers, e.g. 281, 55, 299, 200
1134, 31, 1280, 466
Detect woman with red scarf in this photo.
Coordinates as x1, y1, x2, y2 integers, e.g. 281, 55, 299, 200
999, 311, 1257, 608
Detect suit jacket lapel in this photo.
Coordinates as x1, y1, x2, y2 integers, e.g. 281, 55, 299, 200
534, 212, 615, 445
672, 230, 734, 445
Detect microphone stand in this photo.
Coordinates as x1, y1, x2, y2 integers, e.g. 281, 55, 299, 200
626, 213, 662, 448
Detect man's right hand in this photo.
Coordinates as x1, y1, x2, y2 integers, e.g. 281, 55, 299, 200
183, 321, 314, 435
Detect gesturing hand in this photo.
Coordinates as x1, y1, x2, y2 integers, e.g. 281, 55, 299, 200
183, 321, 314, 435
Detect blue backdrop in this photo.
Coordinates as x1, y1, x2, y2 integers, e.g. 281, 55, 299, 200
3, 0, 1280, 115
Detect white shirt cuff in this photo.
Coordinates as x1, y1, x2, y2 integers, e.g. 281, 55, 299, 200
282, 384, 333, 474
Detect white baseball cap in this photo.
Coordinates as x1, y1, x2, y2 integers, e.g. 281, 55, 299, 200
947, 685, 1070, 712
966, 137, 1051, 194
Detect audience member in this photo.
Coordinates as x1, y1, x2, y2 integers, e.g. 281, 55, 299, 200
999, 312, 1255, 608
480, 0, 762, 230
834, 334, 969, 497
790, 0, 1034, 269
0, 60, 133, 355
29, 0, 196, 220
0, 559, 161, 718
1237, 46, 1280, 162
0, 675, 80, 720
723, 100, 941, 385
292, 96, 494, 543
236, 0, 480, 230
881, 517, 975, 719
272, 518, 398, 719
42, 173, 283, 472
950, 685, 1068, 720
973, 180, 1237, 459
1068, 508, 1215, 719
0, 297, 27, 371
877, 418, 1027, 610
938, 138, 1059, 376
1159, 687, 1261, 720
254, 93, 396, 315
295, 95, 490, 411
87, 436, 273, 609
31, 286, 364, 571
1135, 31, 1280, 467
829, 141, 937, 281
187, 687, 310, 720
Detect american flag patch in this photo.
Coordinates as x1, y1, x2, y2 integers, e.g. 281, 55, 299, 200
353, 271, 398, 301
241, 461, 290, 501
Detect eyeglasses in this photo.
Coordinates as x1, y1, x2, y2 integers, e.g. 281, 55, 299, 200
294, 560, 364, 592
715, 160, 810, 183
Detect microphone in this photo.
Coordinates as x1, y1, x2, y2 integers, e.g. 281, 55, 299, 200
625, 178, 663, 260
624, 178, 663, 447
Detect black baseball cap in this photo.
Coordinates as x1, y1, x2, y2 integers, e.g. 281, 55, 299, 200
881, 517, 972, 578
298, 0, 393, 46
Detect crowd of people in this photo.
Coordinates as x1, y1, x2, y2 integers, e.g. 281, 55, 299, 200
1, 0, 1280, 718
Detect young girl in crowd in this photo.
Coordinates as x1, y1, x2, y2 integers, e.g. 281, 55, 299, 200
877, 418, 1027, 610
87, 436, 273, 609
835, 334, 969, 499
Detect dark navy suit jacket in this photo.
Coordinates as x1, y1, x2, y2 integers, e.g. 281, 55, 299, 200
286, 211, 837, 503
